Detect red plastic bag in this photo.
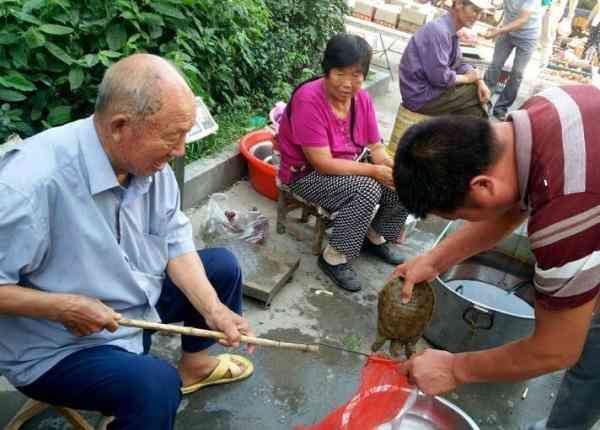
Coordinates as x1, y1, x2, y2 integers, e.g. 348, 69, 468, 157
296, 355, 414, 430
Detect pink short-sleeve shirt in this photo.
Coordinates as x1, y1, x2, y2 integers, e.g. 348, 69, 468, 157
277, 78, 381, 184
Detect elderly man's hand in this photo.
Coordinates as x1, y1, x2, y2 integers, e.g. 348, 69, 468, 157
477, 80, 491, 104
59, 294, 122, 336
206, 303, 256, 353
401, 349, 459, 395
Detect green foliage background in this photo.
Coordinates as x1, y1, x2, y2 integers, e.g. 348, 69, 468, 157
0, 0, 346, 159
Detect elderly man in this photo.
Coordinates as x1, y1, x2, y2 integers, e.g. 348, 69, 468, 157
0, 54, 254, 429
482, 0, 541, 120
392, 85, 600, 429
398, 0, 492, 118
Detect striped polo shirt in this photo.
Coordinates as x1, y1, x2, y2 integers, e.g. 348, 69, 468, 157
509, 85, 600, 310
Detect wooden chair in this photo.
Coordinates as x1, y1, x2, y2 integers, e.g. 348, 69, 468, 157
276, 180, 336, 256
5, 399, 95, 430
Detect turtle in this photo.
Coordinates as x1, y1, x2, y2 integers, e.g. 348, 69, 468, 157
371, 277, 435, 359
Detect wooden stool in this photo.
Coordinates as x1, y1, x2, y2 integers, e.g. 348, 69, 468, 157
6, 399, 94, 430
276, 181, 336, 256
386, 105, 430, 157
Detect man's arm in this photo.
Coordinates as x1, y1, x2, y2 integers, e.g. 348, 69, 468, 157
406, 298, 595, 394
393, 204, 527, 302
485, 9, 534, 38
166, 251, 252, 346
418, 33, 480, 87
454, 299, 595, 384
0, 285, 121, 336
430, 205, 527, 272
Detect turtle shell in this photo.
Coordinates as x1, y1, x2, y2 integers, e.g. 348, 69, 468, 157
377, 277, 435, 342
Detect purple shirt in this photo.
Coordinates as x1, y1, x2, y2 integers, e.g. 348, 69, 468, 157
277, 78, 381, 184
399, 14, 473, 111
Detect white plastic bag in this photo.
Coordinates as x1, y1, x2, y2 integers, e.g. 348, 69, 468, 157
201, 193, 269, 245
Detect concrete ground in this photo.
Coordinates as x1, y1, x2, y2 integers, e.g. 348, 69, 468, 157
0, 179, 565, 430
0, 29, 590, 430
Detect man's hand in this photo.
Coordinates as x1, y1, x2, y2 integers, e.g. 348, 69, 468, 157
388, 253, 440, 303
482, 28, 500, 39
59, 294, 122, 336
401, 349, 459, 395
205, 303, 256, 352
371, 165, 395, 189
477, 80, 491, 104
456, 68, 481, 85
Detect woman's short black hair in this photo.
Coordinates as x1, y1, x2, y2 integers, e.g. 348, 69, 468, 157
393, 116, 501, 218
321, 33, 372, 77
285, 34, 372, 141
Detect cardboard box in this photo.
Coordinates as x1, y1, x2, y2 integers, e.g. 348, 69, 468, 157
353, 0, 380, 20
399, 7, 429, 25
374, 4, 403, 28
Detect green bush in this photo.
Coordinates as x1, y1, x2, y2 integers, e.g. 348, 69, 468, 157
0, 0, 347, 152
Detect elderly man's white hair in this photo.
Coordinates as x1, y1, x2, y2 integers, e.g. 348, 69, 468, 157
95, 54, 189, 119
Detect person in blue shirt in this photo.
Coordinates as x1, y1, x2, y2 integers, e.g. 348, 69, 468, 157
482, 0, 541, 120
0, 54, 254, 430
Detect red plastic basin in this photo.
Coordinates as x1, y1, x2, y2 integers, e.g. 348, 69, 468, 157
239, 130, 278, 201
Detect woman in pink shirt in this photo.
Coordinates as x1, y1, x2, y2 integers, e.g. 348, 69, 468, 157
277, 34, 408, 292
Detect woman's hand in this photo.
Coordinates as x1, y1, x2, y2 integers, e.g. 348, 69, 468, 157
368, 143, 394, 168
371, 165, 395, 189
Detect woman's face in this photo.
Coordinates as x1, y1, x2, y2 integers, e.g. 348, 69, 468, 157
325, 64, 365, 102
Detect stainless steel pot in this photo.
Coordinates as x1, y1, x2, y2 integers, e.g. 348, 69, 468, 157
424, 252, 536, 352
379, 390, 480, 429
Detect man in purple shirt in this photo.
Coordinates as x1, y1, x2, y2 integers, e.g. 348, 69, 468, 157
398, 0, 492, 117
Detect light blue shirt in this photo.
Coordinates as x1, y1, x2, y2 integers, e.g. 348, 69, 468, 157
503, 0, 541, 40
0, 116, 195, 386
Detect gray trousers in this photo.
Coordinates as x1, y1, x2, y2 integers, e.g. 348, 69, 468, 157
530, 311, 600, 429
484, 34, 536, 116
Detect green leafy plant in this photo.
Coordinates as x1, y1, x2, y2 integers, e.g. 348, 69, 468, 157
0, 0, 347, 162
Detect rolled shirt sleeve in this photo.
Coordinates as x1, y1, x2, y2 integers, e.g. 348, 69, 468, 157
455, 61, 473, 75
419, 32, 457, 88
0, 184, 49, 285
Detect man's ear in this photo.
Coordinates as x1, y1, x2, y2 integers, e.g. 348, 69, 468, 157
468, 175, 496, 206
109, 114, 130, 145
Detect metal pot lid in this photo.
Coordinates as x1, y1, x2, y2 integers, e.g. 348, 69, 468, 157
444, 280, 534, 318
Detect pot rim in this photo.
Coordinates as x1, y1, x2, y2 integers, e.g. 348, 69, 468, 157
432, 276, 536, 320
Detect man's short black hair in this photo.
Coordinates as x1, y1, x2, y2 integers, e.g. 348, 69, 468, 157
393, 115, 500, 218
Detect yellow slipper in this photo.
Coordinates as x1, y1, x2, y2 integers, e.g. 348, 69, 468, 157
181, 353, 254, 395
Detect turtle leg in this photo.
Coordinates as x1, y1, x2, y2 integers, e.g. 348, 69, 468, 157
371, 332, 386, 352
390, 340, 404, 358
404, 342, 416, 359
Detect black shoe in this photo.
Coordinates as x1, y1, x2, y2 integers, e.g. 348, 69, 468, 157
363, 240, 405, 265
317, 255, 362, 292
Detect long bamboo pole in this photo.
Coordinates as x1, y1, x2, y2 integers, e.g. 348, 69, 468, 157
118, 318, 319, 353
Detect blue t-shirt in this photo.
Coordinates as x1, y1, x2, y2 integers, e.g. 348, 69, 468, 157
503, 0, 541, 40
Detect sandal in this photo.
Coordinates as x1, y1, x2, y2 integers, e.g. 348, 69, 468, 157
181, 353, 254, 395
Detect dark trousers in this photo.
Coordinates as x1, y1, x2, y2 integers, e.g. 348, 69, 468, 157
18, 248, 243, 430
415, 83, 487, 118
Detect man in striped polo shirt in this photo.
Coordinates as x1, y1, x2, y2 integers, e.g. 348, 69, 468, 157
391, 84, 600, 429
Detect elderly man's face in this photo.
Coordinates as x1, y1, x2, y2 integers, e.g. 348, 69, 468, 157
118, 91, 196, 177
456, 0, 483, 28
